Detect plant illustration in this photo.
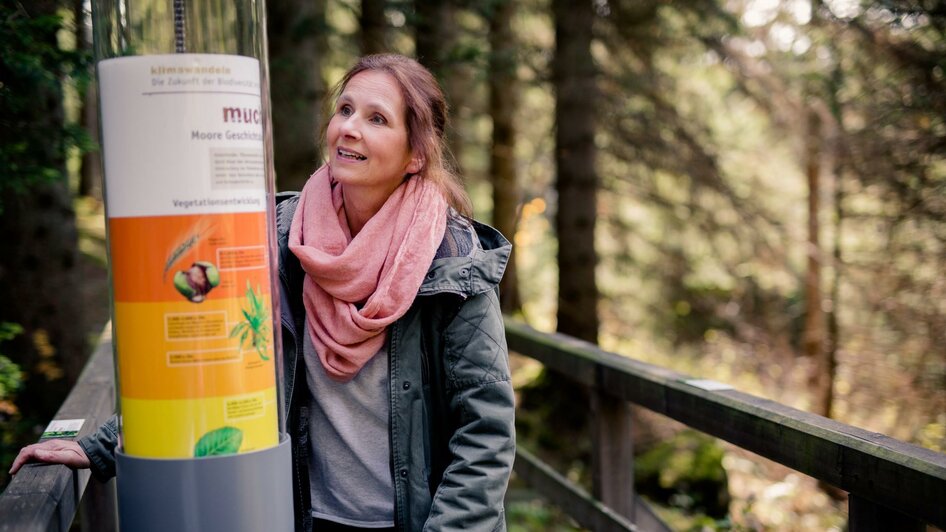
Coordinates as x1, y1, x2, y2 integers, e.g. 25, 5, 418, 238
194, 426, 243, 457
229, 281, 271, 361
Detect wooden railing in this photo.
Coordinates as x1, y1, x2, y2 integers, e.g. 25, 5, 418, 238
3, 321, 945, 531
504, 318, 946, 532
0, 326, 117, 532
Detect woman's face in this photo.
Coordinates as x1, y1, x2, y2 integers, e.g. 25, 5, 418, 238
326, 70, 420, 199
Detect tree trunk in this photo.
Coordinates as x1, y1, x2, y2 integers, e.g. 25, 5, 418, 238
553, 0, 599, 343
825, 146, 842, 422
414, 0, 447, 76
824, 64, 846, 423
0, 0, 86, 425
78, 82, 103, 200
414, 0, 467, 174
74, 0, 102, 200
488, 0, 522, 313
267, 0, 326, 192
360, 0, 388, 54
514, 0, 602, 501
803, 108, 830, 417
442, 49, 471, 176
814, 0, 845, 427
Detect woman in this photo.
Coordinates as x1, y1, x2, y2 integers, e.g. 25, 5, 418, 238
10, 54, 516, 532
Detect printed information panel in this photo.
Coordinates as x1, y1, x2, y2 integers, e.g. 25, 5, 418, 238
99, 54, 277, 458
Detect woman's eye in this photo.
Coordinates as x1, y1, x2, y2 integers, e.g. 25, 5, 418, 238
339, 105, 353, 117
370, 114, 387, 125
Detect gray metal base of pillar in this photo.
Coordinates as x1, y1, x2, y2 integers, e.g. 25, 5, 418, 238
116, 434, 293, 532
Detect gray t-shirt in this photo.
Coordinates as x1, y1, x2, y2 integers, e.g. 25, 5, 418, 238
304, 323, 394, 528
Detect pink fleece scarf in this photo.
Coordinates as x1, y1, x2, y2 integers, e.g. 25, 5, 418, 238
288, 165, 447, 382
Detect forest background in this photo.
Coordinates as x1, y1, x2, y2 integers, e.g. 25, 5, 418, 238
1, 0, 944, 530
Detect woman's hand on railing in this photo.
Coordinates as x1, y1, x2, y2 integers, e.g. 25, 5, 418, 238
8, 439, 91, 475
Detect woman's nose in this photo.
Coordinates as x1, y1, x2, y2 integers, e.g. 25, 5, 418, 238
340, 117, 361, 140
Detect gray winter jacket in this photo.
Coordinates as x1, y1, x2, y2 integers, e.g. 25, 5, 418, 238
78, 192, 516, 532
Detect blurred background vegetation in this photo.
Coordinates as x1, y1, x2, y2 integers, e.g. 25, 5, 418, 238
2, 0, 944, 530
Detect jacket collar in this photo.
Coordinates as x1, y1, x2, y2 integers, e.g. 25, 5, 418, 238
417, 219, 510, 298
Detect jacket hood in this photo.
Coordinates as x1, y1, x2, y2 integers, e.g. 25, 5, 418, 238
418, 218, 511, 298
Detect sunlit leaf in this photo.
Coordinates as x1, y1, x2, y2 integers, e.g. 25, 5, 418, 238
194, 426, 242, 457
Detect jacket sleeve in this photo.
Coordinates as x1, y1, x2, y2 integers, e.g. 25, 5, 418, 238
424, 289, 516, 532
77, 414, 119, 481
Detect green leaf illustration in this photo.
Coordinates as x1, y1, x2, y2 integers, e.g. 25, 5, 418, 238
229, 322, 247, 339
194, 426, 243, 457
229, 282, 271, 361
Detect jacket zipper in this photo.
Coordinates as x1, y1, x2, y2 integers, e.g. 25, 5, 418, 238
279, 269, 298, 413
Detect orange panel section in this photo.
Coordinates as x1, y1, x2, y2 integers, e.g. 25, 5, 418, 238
109, 212, 272, 303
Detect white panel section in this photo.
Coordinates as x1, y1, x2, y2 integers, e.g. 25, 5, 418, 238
99, 54, 267, 218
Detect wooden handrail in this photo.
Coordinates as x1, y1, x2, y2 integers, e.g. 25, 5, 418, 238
505, 317, 946, 530
0, 326, 117, 532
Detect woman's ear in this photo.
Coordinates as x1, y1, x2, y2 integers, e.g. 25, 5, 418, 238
406, 154, 425, 175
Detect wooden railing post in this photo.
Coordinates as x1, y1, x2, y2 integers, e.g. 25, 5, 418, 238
79, 477, 117, 532
590, 390, 634, 522
848, 494, 924, 532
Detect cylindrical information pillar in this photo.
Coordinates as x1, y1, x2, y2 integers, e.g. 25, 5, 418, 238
92, 1, 292, 530
100, 53, 278, 458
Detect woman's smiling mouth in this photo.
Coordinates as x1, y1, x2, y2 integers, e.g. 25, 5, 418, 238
337, 147, 367, 161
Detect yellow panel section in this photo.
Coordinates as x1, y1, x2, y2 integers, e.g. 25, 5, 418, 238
113, 298, 275, 400
121, 387, 279, 458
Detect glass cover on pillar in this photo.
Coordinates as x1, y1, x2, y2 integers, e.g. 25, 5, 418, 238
93, 0, 284, 459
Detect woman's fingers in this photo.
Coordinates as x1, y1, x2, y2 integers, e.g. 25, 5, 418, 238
9, 444, 40, 475
8, 440, 90, 475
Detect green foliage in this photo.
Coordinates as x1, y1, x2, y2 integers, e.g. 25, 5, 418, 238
505, 498, 582, 532
194, 426, 243, 457
229, 282, 271, 361
0, 355, 21, 402
0, 322, 23, 489
0, 4, 92, 207
635, 430, 730, 518
0, 323, 23, 403
917, 419, 945, 453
